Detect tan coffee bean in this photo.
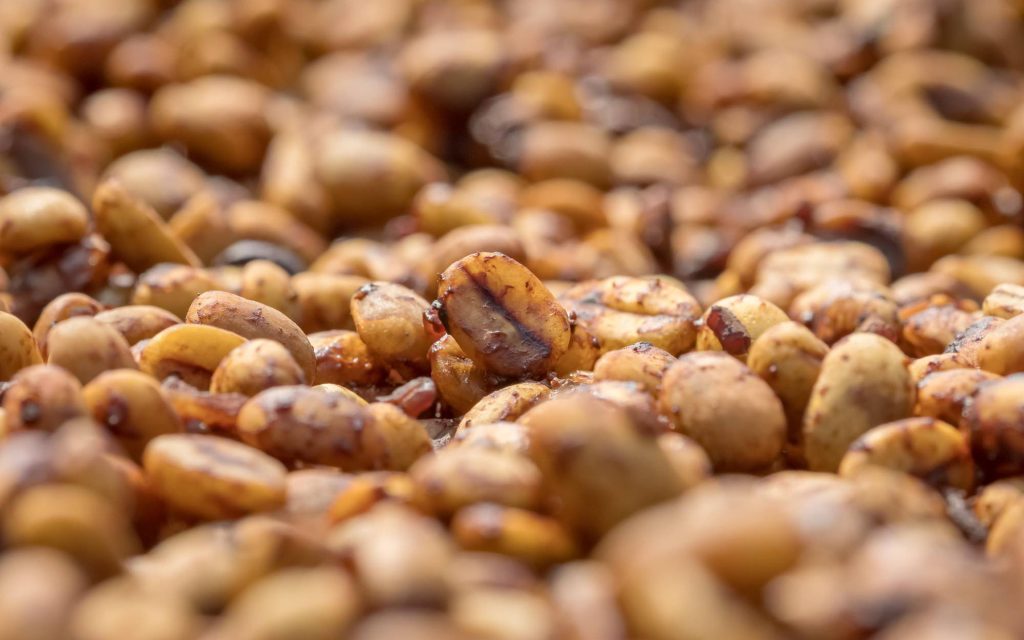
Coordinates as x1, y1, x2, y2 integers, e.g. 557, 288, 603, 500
908, 353, 971, 385
160, 378, 247, 434
428, 334, 494, 415
143, 434, 287, 520
327, 504, 453, 608
226, 200, 327, 266
0, 548, 86, 640
213, 567, 361, 640
309, 330, 387, 388
946, 316, 1004, 367
452, 503, 579, 568
186, 291, 316, 383
210, 339, 306, 396
130, 264, 222, 319
983, 283, 1024, 319
83, 369, 182, 459
593, 342, 676, 394
976, 313, 1024, 375
313, 129, 446, 228
459, 382, 550, 431
696, 294, 789, 360
558, 380, 664, 436
69, 578, 200, 640
423, 224, 526, 294
3, 365, 86, 433
150, 75, 271, 174
103, 147, 206, 220
139, 324, 246, 389
657, 432, 712, 491
292, 273, 368, 333
410, 447, 543, 516
351, 282, 433, 375
93, 305, 182, 346
790, 281, 901, 346
239, 259, 302, 322
451, 421, 530, 455
562, 276, 701, 356
92, 179, 201, 272
4, 483, 139, 579
660, 352, 786, 472
901, 303, 979, 357
237, 387, 430, 471
915, 368, 1000, 427
46, 317, 137, 384
519, 121, 612, 188
0, 187, 89, 254
974, 478, 1024, 528
839, 417, 974, 492
963, 376, 1024, 480
803, 333, 914, 472
521, 394, 681, 538
0, 312, 44, 381
747, 322, 829, 445
33, 293, 105, 359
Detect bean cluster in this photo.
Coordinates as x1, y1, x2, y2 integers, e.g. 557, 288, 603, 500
3, 1, 1024, 638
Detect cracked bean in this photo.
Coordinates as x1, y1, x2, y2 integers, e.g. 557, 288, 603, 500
697, 294, 789, 360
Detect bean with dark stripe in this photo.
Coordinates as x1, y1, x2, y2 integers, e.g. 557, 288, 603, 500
435, 252, 570, 378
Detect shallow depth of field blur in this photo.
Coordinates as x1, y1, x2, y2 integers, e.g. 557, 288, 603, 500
4, 1, 1024, 639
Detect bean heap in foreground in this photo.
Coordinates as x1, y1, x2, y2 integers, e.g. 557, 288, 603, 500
3, 1, 1024, 639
